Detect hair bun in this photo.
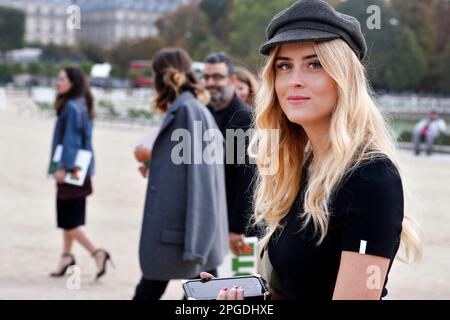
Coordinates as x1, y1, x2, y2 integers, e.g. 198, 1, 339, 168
163, 68, 186, 93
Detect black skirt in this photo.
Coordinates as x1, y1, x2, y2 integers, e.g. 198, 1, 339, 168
56, 197, 86, 230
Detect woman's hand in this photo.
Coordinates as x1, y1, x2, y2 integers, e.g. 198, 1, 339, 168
54, 169, 66, 184
199, 272, 245, 300
138, 165, 149, 178
134, 146, 151, 163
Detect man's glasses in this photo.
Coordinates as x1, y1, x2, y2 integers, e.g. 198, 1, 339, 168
201, 73, 227, 82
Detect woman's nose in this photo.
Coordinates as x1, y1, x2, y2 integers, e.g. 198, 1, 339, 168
287, 70, 306, 87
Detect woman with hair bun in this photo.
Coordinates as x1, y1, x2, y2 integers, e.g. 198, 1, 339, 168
133, 48, 229, 300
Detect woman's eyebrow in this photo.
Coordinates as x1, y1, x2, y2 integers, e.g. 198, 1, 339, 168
275, 56, 291, 61
275, 54, 318, 61
303, 54, 318, 60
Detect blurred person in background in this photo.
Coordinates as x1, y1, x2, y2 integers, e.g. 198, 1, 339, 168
412, 111, 447, 156
49, 67, 112, 280
133, 48, 229, 300
234, 66, 260, 107
202, 52, 258, 255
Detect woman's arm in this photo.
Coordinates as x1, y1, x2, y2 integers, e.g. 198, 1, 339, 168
60, 103, 81, 171
333, 251, 390, 300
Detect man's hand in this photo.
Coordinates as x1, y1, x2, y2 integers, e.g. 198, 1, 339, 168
229, 232, 246, 255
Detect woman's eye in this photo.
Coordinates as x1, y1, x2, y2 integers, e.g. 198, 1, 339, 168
308, 61, 322, 69
276, 63, 291, 71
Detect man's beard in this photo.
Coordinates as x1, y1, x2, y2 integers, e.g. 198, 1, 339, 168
207, 85, 229, 106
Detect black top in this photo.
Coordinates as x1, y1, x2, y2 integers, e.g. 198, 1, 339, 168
208, 94, 257, 236
268, 156, 404, 300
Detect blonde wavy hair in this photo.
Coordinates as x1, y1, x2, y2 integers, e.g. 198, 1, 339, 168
250, 39, 422, 262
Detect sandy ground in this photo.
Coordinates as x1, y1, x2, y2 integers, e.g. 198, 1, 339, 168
0, 103, 449, 300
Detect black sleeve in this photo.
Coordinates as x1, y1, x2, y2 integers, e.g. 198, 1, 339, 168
340, 158, 404, 259
228, 109, 256, 235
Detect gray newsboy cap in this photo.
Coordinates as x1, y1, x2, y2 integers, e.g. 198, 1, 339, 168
260, 0, 367, 60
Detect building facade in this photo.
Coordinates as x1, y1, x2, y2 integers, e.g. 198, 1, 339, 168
0, 0, 76, 46
0, 0, 196, 48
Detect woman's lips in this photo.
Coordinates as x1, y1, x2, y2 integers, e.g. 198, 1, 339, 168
287, 96, 310, 105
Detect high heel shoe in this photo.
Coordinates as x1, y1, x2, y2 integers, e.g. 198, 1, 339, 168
92, 249, 114, 281
50, 253, 76, 277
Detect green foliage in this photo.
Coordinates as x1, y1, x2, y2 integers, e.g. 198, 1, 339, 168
27, 62, 43, 75
78, 42, 107, 64
0, 7, 25, 51
98, 100, 118, 116
399, 130, 450, 146
80, 61, 94, 76
127, 109, 153, 119
142, 68, 153, 78
5, 0, 449, 94
228, 0, 295, 69
108, 37, 164, 77
42, 61, 58, 79
11, 63, 24, 75
337, 0, 426, 92
383, 27, 426, 92
424, 42, 450, 94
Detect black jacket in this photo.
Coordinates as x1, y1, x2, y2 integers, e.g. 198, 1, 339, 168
208, 94, 257, 236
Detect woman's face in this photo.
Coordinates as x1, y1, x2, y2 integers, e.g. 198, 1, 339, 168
57, 70, 72, 95
274, 42, 337, 127
235, 80, 250, 103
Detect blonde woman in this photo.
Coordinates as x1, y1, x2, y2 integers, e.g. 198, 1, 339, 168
201, 0, 421, 300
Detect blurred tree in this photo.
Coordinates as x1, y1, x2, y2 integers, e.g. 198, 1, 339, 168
27, 61, 43, 75
78, 42, 107, 64
108, 37, 164, 77
424, 42, 450, 94
384, 27, 427, 92
155, 3, 226, 61
199, 0, 233, 45
0, 7, 25, 51
132, 36, 165, 60
108, 41, 135, 77
0, 64, 13, 82
41, 44, 82, 62
11, 63, 24, 75
143, 68, 153, 78
390, 0, 438, 55
337, 0, 426, 92
156, 4, 209, 52
127, 70, 140, 81
228, 0, 295, 70
109, 65, 121, 78
80, 61, 94, 76
433, 0, 450, 53
42, 61, 58, 84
